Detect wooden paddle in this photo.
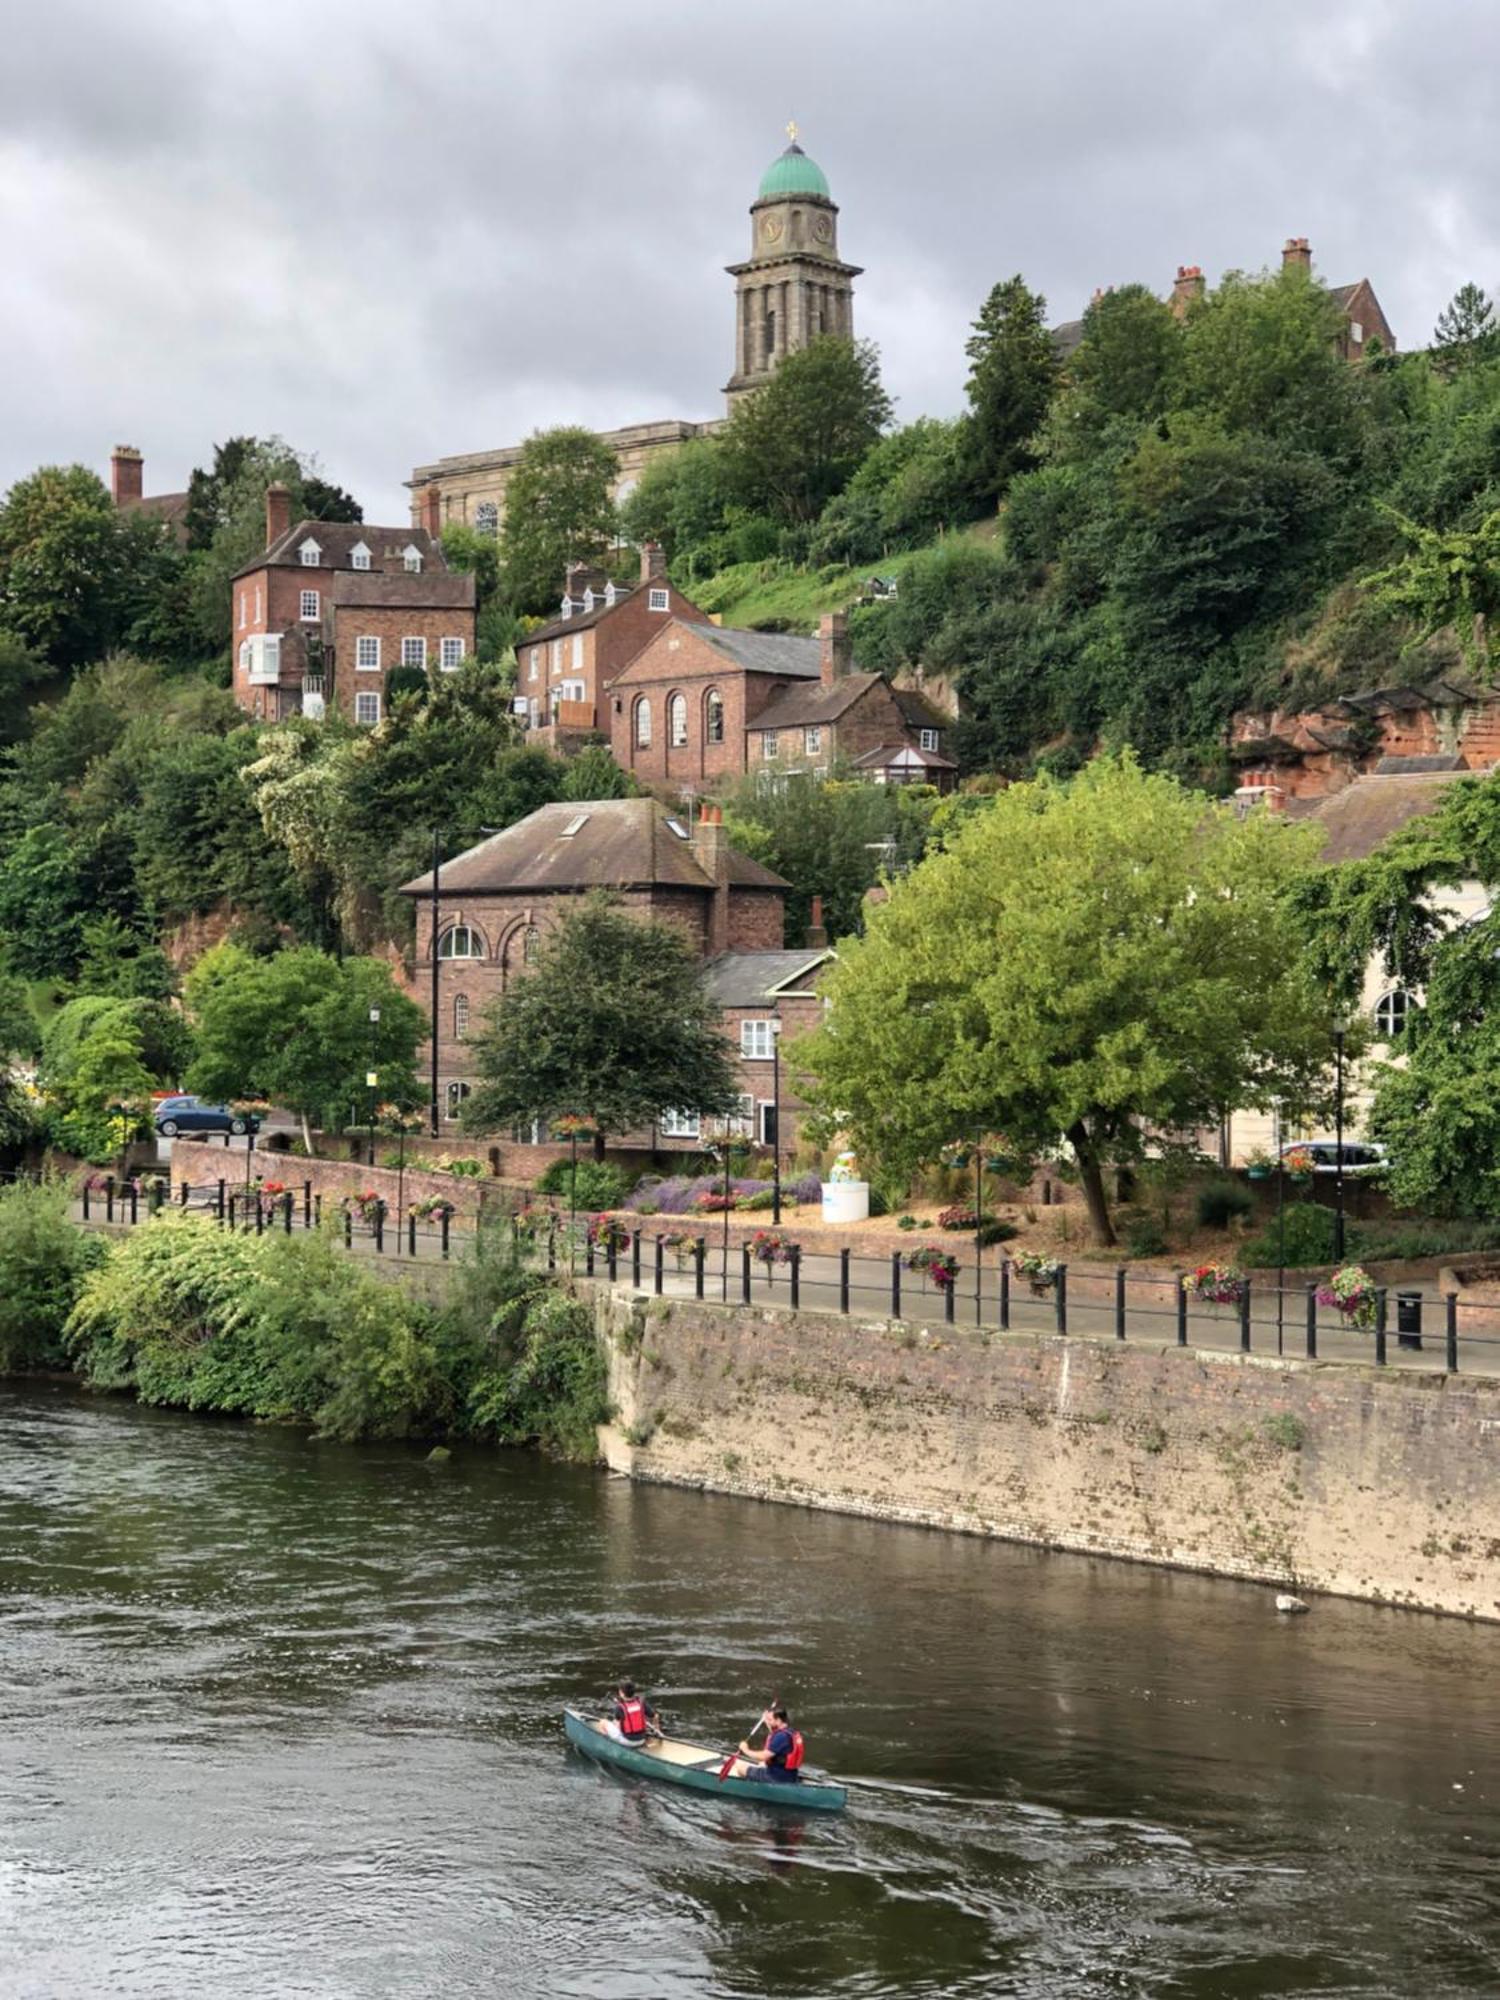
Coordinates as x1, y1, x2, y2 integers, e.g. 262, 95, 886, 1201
718, 1705, 772, 1782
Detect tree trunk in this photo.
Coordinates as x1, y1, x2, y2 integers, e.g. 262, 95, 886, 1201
300, 1109, 314, 1155
593, 1129, 606, 1163
1067, 1120, 1116, 1247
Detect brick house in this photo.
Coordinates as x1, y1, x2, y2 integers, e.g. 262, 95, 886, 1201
608, 610, 954, 788
109, 445, 189, 541
230, 485, 476, 724
397, 797, 830, 1163
515, 545, 704, 744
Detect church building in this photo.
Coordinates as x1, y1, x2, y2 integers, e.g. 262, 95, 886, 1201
406, 133, 859, 531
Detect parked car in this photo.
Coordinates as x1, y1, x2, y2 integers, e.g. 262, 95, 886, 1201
154, 1096, 262, 1138
1280, 1140, 1387, 1176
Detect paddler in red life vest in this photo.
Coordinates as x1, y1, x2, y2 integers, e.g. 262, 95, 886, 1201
737, 1704, 805, 1784
605, 1679, 660, 1746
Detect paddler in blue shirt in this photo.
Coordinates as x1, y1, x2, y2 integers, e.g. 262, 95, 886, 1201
737, 1704, 805, 1784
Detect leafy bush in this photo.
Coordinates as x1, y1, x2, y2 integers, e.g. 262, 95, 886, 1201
936, 1203, 995, 1231
1195, 1180, 1254, 1228
535, 1158, 628, 1210
791, 1172, 823, 1206
648, 1174, 761, 1214
1244, 1201, 1336, 1268
737, 1187, 777, 1211
977, 1218, 1018, 1248
1122, 1210, 1170, 1259
0, 1180, 105, 1371
897, 1213, 919, 1230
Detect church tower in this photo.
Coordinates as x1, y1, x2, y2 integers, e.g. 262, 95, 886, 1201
725, 128, 862, 406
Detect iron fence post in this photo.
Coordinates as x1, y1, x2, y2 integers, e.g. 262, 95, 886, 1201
105, 1176, 115, 1224
1115, 1266, 1127, 1341
217, 1178, 226, 1221
255, 1197, 265, 1237
343, 1208, 352, 1251
1239, 1279, 1252, 1353
1305, 1283, 1318, 1360
304, 1180, 312, 1229
607, 1235, 618, 1283
82, 1179, 90, 1222
654, 1235, 664, 1296
408, 1210, 417, 1257
547, 1220, 556, 1272
891, 1252, 901, 1319
790, 1246, 801, 1312
283, 1193, 293, 1234
229, 1193, 238, 1230
1054, 1264, 1068, 1336
441, 1210, 451, 1261
999, 1257, 1010, 1331
1176, 1273, 1188, 1346
741, 1245, 752, 1304
585, 1235, 595, 1278
314, 1193, 322, 1228
944, 1272, 956, 1323
632, 1230, 642, 1289
839, 1246, 850, 1315
179, 1180, 190, 1207
694, 1238, 706, 1299
1446, 1292, 1459, 1373
1373, 1287, 1387, 1366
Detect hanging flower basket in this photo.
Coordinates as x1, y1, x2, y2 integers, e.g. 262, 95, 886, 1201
938, 1142, 973, 1171
586, 1212, 631, 1255
1283, 1147, 1315, 1183
411, 1195, 456, 1224
1012, 1250, 1059, 1296
340, 1188, 387, 1228
1316, 1264, 1377, 1328
751, 1229, 796, 1267
552, 1113, 598, 1140
905, 1244, 959, 1290
1183, 1263, 1246, 1308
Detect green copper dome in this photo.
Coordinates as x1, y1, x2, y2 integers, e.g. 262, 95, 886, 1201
757, 141, 831, 201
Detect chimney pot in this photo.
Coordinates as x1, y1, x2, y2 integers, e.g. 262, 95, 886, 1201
1282, 237, 1312, 271
110, 445, 144, 509
639, 541, 668, 585
805, 893, 828, 950
264, 481, 292, 550
423, 485, 442, 539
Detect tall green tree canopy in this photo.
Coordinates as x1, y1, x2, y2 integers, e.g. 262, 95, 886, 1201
0, 465, 169, 669
719, 336, 893, 525
499, 427, 621, 615
959, 276, 1059, 509
796, 755, 1333, 1244
461, 899, 741, 1154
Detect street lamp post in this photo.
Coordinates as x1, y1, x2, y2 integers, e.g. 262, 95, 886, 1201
1332, 1009, 1351, 1261
429, 828, 442, 1139
771, 1014, 783, 1224
367, 1006, 381, 1168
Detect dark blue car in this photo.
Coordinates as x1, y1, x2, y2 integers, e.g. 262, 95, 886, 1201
154, 1096, 262, 1138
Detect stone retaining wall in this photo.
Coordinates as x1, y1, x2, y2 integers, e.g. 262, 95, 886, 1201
595, 1290, 1500, 1621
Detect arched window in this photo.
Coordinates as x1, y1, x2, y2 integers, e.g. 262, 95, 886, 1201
1374, 989, 1410, 1041
523, 925, 540, 964
438, 924, 483, 959
474, 500, 498, 534
445, 1081, 471, 1121
453, 993, 470, 1041
705, 688, 724, 744
669, 692, 688, 747
635, 697, 652, 747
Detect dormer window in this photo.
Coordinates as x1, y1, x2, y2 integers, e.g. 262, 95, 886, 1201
350, 541, 371, 571
299, 538, 321, 567
402, 545, 422, 574
648, 588, 670, 612
604, 583, 617, 607
560, 598, 574, 619
583, 589, 595, 611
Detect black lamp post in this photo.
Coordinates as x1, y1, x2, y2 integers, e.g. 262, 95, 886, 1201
771, 1013, 783, 1224
366, 1006, 381, 1167
1274, 1100, 1286, 1355
1332, 1009, 1350, 1261
428, 827, 442, 1139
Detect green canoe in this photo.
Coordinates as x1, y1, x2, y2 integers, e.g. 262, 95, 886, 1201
563, 1705, 848, 1813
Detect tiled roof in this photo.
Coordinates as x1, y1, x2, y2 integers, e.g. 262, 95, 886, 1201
327, 571, 474, 610
703, 949, 833, 1004
398, 798, 788, 897
235, 520, 446, 581
523, 586, 638, 647
1373, 755, 1465, 775
1051, 318, 1086, 358
750, 674, 879, 731
890, 686, 952, 732
1294, 772, 1469, 864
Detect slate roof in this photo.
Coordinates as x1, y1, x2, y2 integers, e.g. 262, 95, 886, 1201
327, 571, 474, 610
523, 587, 637, 647
1373, 754, 1465, 775
703, 949, 833, 1005
749, 674, 880, 732
398, 798, 788, 898
890, 686, 952, 733
1051, 318, 1087, 359
688, 624, 824, 679
235, 520, 446, 581
1291, 772, 1469, 864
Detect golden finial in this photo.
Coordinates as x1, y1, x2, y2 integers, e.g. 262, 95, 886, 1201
786, 118, 799, 145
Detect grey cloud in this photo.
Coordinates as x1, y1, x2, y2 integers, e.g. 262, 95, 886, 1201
3, 0, 1499, 521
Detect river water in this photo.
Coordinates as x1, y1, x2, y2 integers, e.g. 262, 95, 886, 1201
2, 1384, 1497, 1999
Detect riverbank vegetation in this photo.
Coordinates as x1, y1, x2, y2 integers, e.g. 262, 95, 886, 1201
0, 1189, 608, 1453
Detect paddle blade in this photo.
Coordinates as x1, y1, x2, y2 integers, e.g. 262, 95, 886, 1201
716, 1753, 737, 1781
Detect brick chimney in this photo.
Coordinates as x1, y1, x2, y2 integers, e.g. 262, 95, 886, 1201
819, 611, 851, 689
805, 894, 828, 949
639, 541, 668, 584
110, 446, 143, 509
265, 482, 291, 549
1169, 264, 1206, 316
1282, 236, 1312, 272
423, 485, 443, 539
692, 802, 731, 953
565, 561, 609, 600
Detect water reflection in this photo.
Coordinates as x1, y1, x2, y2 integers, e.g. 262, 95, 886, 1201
1, 1381, 1498, 1997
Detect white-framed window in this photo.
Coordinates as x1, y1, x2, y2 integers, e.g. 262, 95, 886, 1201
356, 636, 380, 672
804, 725, 821, 754
550, 639, 562, 676
571, 632, 584, 671
1374, 989, 1410, 1040
1351, 320, 1365, 344
440, 637, 464, 670
730, 1093, 755, 1136
300, 589, 319, 621
238, 591, 247, 630
254, 585, 262, 621
402, 637, 426, 668
660, 1108, 701, 1139
669, 692, 688, 747
403, 545, 423, 573
299, 539, 321, 566
439, 925, 483, 959
561, 679, 586, 703
454, 994, 470, 1041
238, 640, 251, 674
355, 691, 381, 727
762, 731, 779, 761
262, 633, 280, 673
740, 1019, 776, 1061
648, 587, 670, 612
706, 689, 724, 743
758, 1101, 779, 1147
528, 649, 540, 682
445, 1081, 471, 1121
474, 501, 498, 534
350, 541, 371, 570
919, 728, 940, 752
635, 697, 652, 747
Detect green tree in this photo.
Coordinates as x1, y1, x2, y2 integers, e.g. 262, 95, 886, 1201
719, 336, 893, 525
498, 427, 621, 615
0, 1182, 104, 1372
795, 756, 1333, 1244
183, 943, 426, 1150
809, 418, 971, 565
75, 916, 176, 1001
460, 899, 742, 1155
617, 437, 736, 577
559, 744, 635, 802
959, 276, 1060, 509
0, 465, 161, 668
1051, 283, 1182, 449
1433, 283, 1499, 374
440, 520, 519, 663
1361, 507, 1500, 664
722, 771, 937, 941
0, 823, 91, 978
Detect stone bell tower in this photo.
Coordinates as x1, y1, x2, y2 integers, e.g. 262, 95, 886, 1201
725, 125, 862, 406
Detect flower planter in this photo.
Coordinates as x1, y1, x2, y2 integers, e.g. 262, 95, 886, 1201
821, 1180, 870, 1225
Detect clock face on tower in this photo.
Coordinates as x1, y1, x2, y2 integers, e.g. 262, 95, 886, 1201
761, 215, 784, 244
813, 215, 832, 243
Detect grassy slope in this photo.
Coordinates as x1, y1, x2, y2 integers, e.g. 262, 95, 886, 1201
686, 521, 999, 632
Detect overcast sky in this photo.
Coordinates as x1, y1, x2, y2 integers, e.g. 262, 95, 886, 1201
3, 0, 1498, 522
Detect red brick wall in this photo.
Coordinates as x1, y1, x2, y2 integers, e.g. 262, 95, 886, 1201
517, 583, 704, 732
726, 890, 785, 949
607, 624, 794, 787
329, 604, 476, 723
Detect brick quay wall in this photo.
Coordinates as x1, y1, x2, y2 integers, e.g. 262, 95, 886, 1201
595, 1291, 1500, 1621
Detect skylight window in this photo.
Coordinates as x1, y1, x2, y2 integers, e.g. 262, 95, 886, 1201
666, 818, 689, 839
561, 813, 590, 838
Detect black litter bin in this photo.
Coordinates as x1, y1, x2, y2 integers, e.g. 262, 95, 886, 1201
1396, 1289, 1423, 1352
